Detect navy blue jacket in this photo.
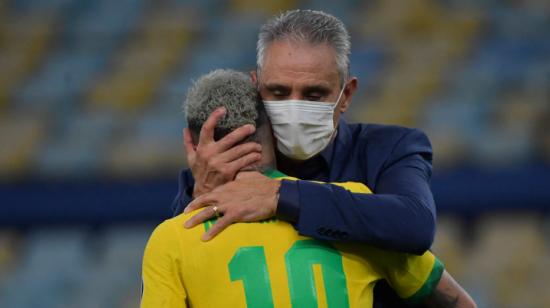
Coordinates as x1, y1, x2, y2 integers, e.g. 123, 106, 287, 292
172, 120, 436, 307
172, 120, 436, 254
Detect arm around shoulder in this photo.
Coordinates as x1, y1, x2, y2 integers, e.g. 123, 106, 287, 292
290, 128, 437, 254
373, 128, 437, 252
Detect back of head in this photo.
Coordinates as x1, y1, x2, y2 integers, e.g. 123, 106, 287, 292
184, 69, 265, 143
257, 9, 351, 83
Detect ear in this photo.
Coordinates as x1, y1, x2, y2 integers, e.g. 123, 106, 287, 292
250, 70, 258, 85
339, 77, 357, 113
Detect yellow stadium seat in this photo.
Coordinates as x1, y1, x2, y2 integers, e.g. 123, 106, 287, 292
0, 113, 46, 179
465, 214, 547, 307
87, 6, 191, 112
0, 230, 21, 278
432, 216, 468, 280
0, 13, 54, 109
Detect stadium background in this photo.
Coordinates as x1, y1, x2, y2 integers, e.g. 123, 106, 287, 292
0, 0, 549, 307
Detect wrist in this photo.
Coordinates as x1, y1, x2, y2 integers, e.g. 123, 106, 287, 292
275, 180, 300, 224
272, 179, 281, 216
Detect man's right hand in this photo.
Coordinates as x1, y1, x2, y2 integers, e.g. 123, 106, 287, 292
183, 107, 262, 198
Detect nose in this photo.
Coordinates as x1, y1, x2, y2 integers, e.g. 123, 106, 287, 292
288, 90, 303, 101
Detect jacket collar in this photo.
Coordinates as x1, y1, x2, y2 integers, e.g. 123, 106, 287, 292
319, 118, 351, 165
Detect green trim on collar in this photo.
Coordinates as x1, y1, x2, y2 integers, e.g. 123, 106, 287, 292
263, 169, 288, 179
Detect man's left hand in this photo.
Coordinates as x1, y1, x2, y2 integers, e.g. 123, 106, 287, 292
183, 172, 281, 241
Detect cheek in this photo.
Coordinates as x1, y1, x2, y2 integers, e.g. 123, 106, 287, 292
259, 89, 270, 100
333, 110, 341, 126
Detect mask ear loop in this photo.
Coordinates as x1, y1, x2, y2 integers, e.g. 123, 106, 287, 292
332, 85, 346, 110
325, 84, 346, 141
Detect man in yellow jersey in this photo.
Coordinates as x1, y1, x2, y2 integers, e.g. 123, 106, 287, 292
141, 69, 475, 308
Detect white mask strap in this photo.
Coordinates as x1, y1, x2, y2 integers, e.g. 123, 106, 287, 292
332, 85, 346, 110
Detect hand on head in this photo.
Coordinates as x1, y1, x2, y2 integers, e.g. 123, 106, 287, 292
183, 107, 262, 198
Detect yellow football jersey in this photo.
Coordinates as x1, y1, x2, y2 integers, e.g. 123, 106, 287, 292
141, 171, 443, 308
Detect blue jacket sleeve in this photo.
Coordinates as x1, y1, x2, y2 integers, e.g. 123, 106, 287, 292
281, 129, 436, 255
171, 169, 195, 216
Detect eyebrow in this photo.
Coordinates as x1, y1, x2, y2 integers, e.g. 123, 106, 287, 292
302, 85, 332, 95
264, 83, 290, 92
263, 83, 333, 93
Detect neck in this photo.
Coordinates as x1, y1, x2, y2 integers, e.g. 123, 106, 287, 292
276, 150, 325, 180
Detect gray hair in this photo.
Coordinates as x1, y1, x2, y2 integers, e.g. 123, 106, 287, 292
184, 69, 265, 141
257, 9, 351, 84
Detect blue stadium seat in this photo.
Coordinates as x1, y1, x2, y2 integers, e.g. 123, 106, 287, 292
34, 110, 116, 177
0, 228, 90, 308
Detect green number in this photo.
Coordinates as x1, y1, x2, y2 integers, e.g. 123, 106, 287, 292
228, 246, 274, 308
228, 240, 349, 308
286, 240, 349, 307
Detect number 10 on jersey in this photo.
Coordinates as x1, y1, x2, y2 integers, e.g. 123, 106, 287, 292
228, 240, 350, 308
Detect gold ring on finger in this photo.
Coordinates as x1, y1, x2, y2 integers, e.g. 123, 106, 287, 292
212, 205, 220, 218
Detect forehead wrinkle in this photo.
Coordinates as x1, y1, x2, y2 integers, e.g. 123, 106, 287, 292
260, 40, 340, 90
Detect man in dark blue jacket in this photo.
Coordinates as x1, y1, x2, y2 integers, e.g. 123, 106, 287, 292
174, 9, 436, 307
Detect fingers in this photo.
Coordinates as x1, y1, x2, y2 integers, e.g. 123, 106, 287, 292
217, 142, 262, 162
229, 152, 262, 172
202, 216, 233, 241
215, 124, 256, 152
184, 205, 219, 229
198, 107, 226, 145
184, 194, 212, 214
215, 143, 262, 173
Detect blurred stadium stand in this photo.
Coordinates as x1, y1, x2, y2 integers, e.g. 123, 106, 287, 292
0, 0, 549, 307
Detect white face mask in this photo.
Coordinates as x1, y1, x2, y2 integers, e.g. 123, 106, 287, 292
263, 86, 345, 160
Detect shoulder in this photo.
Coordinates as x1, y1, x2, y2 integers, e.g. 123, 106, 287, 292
146, 217, 179, 251
365, 247, 442, 300
348, 122, 432, 161
349, 123, 430, 147
143, 215, 195, 268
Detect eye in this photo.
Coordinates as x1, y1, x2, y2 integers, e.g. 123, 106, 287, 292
264, 85, 290, 100
302, 86, 330, 101
305, 93, 324, 101
272, 90, 287, 98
